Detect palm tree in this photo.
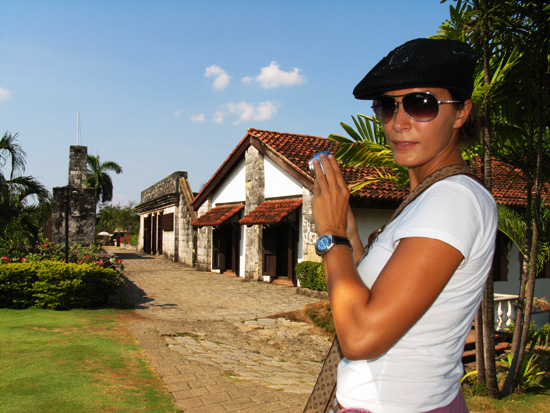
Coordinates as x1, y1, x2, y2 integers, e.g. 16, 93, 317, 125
0, 132, 52, 256
86, 154, 123, 204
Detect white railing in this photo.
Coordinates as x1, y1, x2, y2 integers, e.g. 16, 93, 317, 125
494, 294, 518, 332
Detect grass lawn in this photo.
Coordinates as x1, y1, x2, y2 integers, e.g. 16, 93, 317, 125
0, 308, 179, 413
466, 387, 550, 413
1, 306, 549, 412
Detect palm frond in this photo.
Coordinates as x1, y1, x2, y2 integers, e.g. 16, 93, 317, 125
0, 132, 27, 179
328, 114, 408, 190
497, 204, 527, 259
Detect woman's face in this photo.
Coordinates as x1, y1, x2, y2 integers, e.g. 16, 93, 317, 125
379, 87, 469, 176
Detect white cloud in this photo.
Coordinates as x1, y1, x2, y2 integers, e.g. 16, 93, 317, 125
213, 111, 224, 124
223, 101, 279, 125
204, 65, 231, 90
244, 62, 306, 89
191, 113, 206, 122
174, 109, 184, 118
0, 87, 12, 101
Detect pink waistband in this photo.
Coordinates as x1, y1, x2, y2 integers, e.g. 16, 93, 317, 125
337, 390, 468, 413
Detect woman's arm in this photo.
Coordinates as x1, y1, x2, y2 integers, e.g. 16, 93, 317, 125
312, 154, 463, 360
323, 237, 463, 360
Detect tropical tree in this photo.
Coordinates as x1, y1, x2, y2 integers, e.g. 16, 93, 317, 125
491, 1, 550, 396
437, 0, 523, 397
85, 154, 123, 204
97, 202, 139, 235
0, 132, 52, 257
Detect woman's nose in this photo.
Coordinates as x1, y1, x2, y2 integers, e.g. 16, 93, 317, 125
392, 101, 410, 130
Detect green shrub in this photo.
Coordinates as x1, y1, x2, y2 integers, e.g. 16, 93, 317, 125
0, 261, 124, 310
295, 261, 326, 292
0, 263, 36, 309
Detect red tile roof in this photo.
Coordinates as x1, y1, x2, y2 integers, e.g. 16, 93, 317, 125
191, 204, 244, 228
239, 199, 302, 226
191, 128, 545, 210
248, 128, 408, 203
476, 158, 550, 208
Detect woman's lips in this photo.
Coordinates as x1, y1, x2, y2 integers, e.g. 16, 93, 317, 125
392, 141, 417, 150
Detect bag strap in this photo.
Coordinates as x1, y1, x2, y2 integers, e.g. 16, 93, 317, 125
304, 164, 480, 413
366, 164, 480, 249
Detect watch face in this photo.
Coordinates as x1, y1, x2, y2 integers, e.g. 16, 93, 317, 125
315, 235, 332, 255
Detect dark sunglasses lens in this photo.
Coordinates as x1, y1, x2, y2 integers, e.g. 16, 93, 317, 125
403, 93, 438, 121
372, 97, 396, 123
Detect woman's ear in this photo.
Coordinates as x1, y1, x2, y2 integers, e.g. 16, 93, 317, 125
454, 99, 473, 128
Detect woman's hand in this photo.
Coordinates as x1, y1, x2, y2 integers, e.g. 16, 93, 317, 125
312, 153, 350, 237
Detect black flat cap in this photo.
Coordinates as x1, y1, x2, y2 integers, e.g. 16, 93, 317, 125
353, 38, 477, 100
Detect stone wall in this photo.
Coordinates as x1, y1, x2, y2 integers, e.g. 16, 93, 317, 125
244, 146, 265, 280
141, 171, 187, 204
178, 192, 196, 267
52, 186, 96, 246
301, 186, 321, 262
195, 200, 212, 271
177, 176, 197, 267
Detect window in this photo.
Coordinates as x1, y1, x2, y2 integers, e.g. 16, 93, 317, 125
493, 231, 509, 282
162, 213, 174, 231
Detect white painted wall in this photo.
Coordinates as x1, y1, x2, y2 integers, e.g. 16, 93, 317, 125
212, 160, 246, 205
161, 206, 176, 259
264, 157, 302, 198
239, 225, 246, 278
494, 244, 550, 302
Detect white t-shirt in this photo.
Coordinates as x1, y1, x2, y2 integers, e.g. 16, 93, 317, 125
336, 175, 498, 412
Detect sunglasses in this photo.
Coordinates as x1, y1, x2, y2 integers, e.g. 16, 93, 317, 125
372, 92, 462, 124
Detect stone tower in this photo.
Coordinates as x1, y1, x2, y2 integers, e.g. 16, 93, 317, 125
52, 145, 97, 246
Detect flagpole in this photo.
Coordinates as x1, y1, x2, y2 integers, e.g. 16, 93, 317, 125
77, 110, 80, 145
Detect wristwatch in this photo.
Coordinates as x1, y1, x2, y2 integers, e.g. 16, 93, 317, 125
315, 234, 353, 256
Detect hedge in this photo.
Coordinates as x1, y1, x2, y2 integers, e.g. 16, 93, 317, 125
295, 261, 326, 292
0, 261, 125, 310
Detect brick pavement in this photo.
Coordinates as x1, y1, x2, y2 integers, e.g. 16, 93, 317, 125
108, 247, 331, 412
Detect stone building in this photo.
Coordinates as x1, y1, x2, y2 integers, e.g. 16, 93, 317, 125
52, 145, 96, 246
189, 128, 406, 285
135, 171, 197, 265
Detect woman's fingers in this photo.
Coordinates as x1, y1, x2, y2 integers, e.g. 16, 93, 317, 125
312, 153, 350, 236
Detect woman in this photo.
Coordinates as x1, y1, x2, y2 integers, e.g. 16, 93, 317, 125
311, 39, 498, 412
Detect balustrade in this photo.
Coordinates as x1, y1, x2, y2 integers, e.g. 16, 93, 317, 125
494, 293, 518, 332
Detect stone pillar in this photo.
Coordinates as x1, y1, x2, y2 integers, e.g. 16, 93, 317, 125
52, 145, 96, 246
195, 200, 212, 271
244, 146, 265, 280
68, 146, 88, 189
302, 187, 321, 262
178, 192, 197, 267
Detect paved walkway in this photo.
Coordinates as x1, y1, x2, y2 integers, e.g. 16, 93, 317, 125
107, 247, 331, 412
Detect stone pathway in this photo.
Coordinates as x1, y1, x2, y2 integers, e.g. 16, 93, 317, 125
108, 247, 331, 412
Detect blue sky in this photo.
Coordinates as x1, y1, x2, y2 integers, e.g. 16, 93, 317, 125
0, 0, 452, 205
